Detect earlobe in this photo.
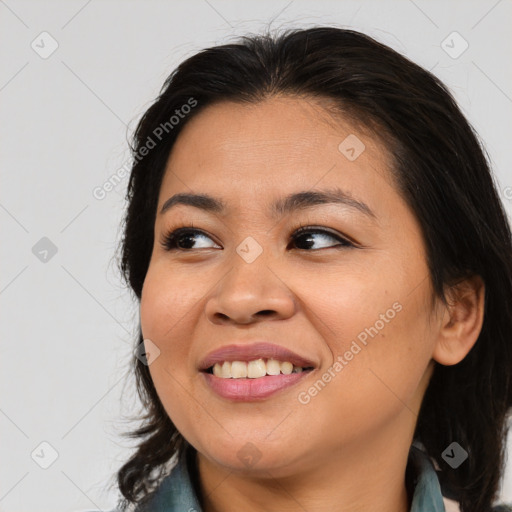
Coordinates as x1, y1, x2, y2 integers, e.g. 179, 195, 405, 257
432, 275, 485, 366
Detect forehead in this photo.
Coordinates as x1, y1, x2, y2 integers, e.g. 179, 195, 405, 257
158, 96, 397, 221
170, 96, 383, 160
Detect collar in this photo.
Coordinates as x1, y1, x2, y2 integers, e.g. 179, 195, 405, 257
135, 444, 446, 512
407, 444, 446, 512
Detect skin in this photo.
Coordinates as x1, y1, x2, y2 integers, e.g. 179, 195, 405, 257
140, 96, 485, 512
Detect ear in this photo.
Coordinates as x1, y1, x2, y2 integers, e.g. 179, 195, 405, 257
432, 275, 485, 366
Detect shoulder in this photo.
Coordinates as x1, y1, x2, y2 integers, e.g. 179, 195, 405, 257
443, 500, 512, 512
73, 509, 122, 512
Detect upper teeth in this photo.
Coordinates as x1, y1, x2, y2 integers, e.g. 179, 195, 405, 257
212, 359, 305, 379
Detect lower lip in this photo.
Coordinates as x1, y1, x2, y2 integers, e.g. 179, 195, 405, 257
201, 370, 313, 401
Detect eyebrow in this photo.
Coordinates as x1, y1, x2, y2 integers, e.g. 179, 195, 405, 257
159, 187, 376, 220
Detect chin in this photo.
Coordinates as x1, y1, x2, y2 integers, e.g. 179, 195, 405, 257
197, 436, 306, 476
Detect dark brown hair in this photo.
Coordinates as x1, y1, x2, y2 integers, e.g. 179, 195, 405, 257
115, 27, 512, 512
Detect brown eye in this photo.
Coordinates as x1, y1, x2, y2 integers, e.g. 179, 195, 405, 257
160, 228, 219, 251
290, 227, 354, 250
160, 226, 354, 252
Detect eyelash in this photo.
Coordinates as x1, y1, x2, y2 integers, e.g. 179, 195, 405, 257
159, 222, 356, 252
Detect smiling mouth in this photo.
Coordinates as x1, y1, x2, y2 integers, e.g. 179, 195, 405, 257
203, 358, 315, 379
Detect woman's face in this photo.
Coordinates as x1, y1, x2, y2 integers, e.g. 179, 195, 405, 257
140, 96, 440, 476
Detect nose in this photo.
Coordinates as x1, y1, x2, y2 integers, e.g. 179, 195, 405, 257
204, 259, 297, 325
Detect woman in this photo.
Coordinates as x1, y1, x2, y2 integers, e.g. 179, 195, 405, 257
112, 27, 512, 512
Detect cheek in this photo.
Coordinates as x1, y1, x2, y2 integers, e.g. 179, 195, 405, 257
139, 266, 204, 432
297, 265, 400, 351
302, 267, 433, 413
139, 265, 204, 400
294, 314, 431, 451
140, 263, 201, 343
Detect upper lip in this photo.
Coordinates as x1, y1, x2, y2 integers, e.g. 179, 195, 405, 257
198, 342, 317, 371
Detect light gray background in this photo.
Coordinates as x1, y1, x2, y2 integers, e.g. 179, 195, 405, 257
1, 1, 511, 511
